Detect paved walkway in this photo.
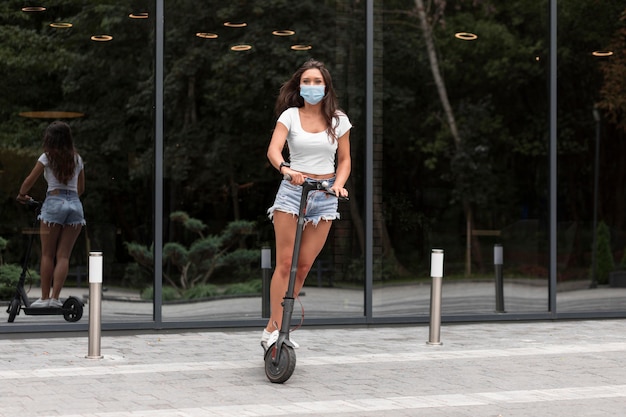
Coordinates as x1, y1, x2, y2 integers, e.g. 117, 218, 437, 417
1, 319, 625, 416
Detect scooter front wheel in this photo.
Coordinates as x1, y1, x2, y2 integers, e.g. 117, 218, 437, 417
7, 298, 20, 322
264, 343, 296, 383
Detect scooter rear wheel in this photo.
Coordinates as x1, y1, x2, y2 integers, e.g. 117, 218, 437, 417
7, 298, 20, 323
63, 297, 83, 322
264, 343, 296, 383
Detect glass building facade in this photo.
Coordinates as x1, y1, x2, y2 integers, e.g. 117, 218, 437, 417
1, 0, 625, 333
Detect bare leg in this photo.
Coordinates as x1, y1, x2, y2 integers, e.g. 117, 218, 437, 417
266, 211, 332, 332
266, 211, 297, 331
39, 223, 61, 300
50, 225, 82, 299
293, 220, 332, 297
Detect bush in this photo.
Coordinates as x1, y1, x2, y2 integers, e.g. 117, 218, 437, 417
0, 264, 39, 300
222, 280, 262, 296
183, 284, 220, 299
140, 285, 181, 302
594, 221, 614, 285
122, 262, 152, 289
125, 213, 259, 291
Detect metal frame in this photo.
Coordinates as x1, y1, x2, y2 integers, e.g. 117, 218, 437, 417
153, 0, 164, 324
548, 0, 558, 317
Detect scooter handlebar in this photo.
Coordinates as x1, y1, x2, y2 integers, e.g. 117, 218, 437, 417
27, 198, 41, 208
283, 174, 349, 201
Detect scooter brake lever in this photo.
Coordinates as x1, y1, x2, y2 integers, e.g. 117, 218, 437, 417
321, 184, 349, 201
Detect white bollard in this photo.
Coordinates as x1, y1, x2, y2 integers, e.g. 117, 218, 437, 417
261, 246, 272, 318
427, 249, 444, 345
86, 251, 103, 359
494, 244, 505, 313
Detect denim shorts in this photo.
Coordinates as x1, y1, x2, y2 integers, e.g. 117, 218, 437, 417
39, 190, 86, 227
268, 178, 340, 226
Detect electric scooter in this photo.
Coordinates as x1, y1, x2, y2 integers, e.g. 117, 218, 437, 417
263, 177, 347, 383
6, 199, 84, 323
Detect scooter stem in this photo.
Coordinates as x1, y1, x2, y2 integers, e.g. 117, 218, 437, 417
274, 180, 316, 364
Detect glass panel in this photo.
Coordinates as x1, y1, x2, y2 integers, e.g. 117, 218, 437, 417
556, 1, 626, 313
161, 1, 366, 323
375, 1, 550, 317
0, 1, 155, 326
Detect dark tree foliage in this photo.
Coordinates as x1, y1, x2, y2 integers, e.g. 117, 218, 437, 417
0, 0, 624, 281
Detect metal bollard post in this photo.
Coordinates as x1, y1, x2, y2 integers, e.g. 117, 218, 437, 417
261, 246, 271, 318
427, 249, 444, 345
86, 251, 103, 359
494, 244, 505, 313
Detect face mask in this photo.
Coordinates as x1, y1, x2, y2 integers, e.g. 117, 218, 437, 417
300, 85, 325, 105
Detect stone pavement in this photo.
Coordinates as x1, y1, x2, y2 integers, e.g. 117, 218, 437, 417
1, 319, 625, 417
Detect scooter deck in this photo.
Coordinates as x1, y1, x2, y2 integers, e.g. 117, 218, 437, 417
23, 306, 67, 316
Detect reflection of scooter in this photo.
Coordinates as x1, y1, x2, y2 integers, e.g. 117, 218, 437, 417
6, 199, 83, 323
263, 177, 348, 383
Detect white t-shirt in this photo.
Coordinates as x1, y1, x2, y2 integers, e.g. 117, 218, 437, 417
38, 153, 84, 192
277, 107, 352, 175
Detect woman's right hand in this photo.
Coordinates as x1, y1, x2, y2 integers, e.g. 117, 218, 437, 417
283, 169, 306, 185
16, 194, 30, 204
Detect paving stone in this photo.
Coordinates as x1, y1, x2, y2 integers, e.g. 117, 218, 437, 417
0, 320, 625, 416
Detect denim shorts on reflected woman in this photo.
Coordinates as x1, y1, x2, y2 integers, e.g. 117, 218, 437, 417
267, 178, 340, 226
38, 189, 86, 227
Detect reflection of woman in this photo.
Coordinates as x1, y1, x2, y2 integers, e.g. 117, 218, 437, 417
263, 59, 352, 347
17, 121, 86, 308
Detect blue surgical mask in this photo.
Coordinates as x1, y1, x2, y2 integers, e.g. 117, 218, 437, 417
300, 85, 325, 105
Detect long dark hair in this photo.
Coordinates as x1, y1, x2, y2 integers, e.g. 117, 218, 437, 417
274, 59, 342, 142
42, 121, 77, 185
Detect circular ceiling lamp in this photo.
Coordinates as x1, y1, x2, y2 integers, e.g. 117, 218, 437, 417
19, 111, 84, 119
224, 22, 247, 28
592, 51, 613, 57
196, 32, 219, 39
290, 44, 312, 51
129, 12, 149, 19
231, 44, 252, 51
272, 30, 295, 37
455, 32, 478, 41
50, 22, 73, 28
91, 35, 113, 42
22, 6, 46, 12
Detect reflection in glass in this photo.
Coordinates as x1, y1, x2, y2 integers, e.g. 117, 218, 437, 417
2, 1, 625, 333
160, 1, 366, 322
556, 1, 626, 314
0, 0, 156, 327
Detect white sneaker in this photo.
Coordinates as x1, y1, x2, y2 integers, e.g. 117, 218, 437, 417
265, 329, 299, 349
261, 329, 272, 344
30, 298, 49, 308
49, 298, 63, 308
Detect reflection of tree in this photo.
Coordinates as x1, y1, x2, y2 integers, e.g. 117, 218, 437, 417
597, 8, 626, 229
126, 212, 258, 291
414, 0, 477, 275
2, 0, 626, 283
598, 8, 626, 133
378, 0, 626, 278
